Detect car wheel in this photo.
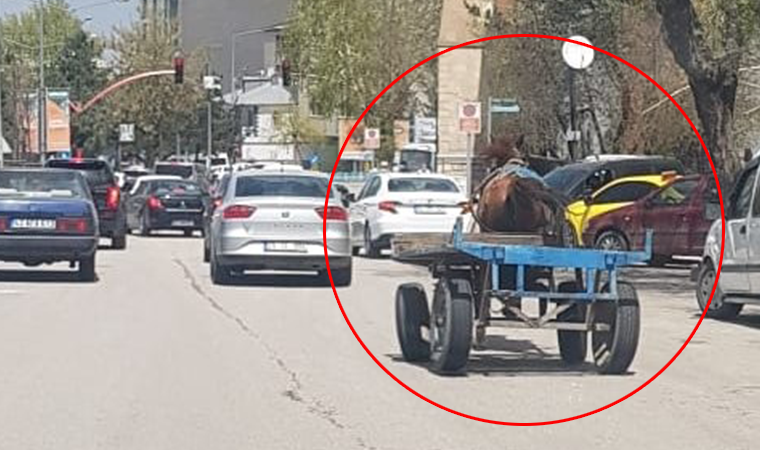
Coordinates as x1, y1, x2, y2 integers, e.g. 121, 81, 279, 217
364, 225, 381, 259
696, 261, 743, 320
595, 230, 629, 252
112, 233, 127, 250
78, 254, 97, 282
138, 213, 151, 237
210, 254, 232, 285
203, 239, 211, 263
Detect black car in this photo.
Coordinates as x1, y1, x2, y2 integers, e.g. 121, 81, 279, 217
126, 178, 208, 237
544, 156, 685, 201
46, 158, 128, 249
0, 169, 99, 281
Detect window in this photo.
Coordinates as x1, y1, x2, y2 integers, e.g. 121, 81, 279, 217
594, 182, 657, 204
46, 159, 114, 187
151, 180, 201, 196
388, 178, 460, 193
155, 164, 194, 179
364, 177, 382, 198
0, 171, 88, 199
651, 179, 699, 206
731, 167, 757, 219
235, 176, 332, 199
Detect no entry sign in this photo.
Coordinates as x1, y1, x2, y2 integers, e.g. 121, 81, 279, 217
459, 102, 482, 134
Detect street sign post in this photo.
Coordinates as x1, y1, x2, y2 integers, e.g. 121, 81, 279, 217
458, 102, 482, 195
364, 128, 380, 150
562, 35, 595, 160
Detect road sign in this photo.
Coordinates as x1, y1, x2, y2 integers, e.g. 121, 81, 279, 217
414, 117, 437, 143
459, 102, 482, 134
562, 36, 595, 70
490, 98, 521, 114
364, 128, 380, 149
119, 124, 135, 143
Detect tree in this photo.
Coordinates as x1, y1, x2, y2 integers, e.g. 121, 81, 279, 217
654, 0, 760, 174
107, 14, 206, 165
284, 0, 441, 160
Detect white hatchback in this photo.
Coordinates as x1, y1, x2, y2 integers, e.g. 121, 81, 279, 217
349, 173, 467, 257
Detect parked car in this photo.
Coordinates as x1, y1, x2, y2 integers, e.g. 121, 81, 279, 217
581, 175, 719, 265
349, 172, 467, 258
561, 172, 679, 246
207, 168, 351, 286
0, 169, 99, 281
694, 156, 760, 320
45, 158, 128, 249
545, 155, 685, 201
121, 165, 151, 193
126, 178, 208, 237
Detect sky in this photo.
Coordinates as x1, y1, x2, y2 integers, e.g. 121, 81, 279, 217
1, 0, 138, 35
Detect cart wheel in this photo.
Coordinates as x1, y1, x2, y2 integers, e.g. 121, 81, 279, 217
556, 281, 588, 365
395, 283, 431, 362
592, 282, 640, 375
430, 276, 473, 375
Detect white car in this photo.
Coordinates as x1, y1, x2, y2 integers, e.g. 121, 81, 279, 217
349, 173, 468, 257
694, 155, 760, 319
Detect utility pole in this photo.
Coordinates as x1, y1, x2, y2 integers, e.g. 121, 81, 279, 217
38, 0, 47, 165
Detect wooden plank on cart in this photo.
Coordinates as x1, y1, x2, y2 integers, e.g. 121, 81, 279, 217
391, 232, 544, 266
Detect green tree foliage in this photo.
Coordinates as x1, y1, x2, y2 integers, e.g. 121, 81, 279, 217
284, 0, 441, 160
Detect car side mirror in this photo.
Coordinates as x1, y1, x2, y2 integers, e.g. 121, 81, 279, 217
582, 189, 594, 206
346, 193, 356, 204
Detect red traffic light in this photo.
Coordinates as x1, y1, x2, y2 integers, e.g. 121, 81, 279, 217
173, 56, 185, 84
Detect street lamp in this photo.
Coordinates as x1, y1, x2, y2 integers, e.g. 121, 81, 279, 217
230, 23, 286, 98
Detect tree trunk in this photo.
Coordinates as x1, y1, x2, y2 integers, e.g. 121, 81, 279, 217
689, 72, 738, 174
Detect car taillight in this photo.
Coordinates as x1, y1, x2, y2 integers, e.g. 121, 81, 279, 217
0, 217, 7, 232
106, 186, 120, 211
223, 205, 255, 219
57, 218, 88, 234
379, 201, 399, 214
147, 196, 164, 210
316, 206, 348, 221
212, 197, 223, 210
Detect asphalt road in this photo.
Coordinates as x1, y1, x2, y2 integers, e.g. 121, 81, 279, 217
0, 235, 758, 449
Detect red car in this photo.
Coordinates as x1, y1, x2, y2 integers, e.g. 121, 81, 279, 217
582, 175, 720, 265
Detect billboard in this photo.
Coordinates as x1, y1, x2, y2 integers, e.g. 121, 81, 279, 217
26, 90, 72, 154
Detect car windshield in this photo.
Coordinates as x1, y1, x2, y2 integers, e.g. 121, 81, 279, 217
399, 150, 433, 171
388, 178, 459, 193
152, 180, 202, 196
235, 176, 333, 198
544, 164, 595, 194
155, 164, 194, 179
0, 171, 88, 198
45, 160, 114, 187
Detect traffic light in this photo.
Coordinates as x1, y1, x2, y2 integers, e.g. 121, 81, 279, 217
281, 59, 292, 87
173, 56, 185, 84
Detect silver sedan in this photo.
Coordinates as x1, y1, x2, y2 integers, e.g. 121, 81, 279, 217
208, 168, 352, 286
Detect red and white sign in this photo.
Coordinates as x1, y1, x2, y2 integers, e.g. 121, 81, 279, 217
458, 102, 482, 134
364, 128, 381, 149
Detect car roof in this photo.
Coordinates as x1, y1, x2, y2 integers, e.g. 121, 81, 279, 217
377, 172, 456, 180
596, 173, 680, 192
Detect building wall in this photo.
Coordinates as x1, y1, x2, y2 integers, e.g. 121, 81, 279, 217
178, 0, 291, 92
436, 0, 486, 181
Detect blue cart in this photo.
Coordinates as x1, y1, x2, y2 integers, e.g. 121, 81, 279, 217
393, 217, 653, 375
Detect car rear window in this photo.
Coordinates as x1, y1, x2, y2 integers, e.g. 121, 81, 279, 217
388, 178, 460, 193
235, 176, 333, 198
0, 171, 88, 199
152, 180, 202, 195
155, 164, 194, 179
544, 164, 596, 194
46, 160, 114, 186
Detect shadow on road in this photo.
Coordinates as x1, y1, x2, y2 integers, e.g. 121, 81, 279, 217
386, 335, 632, 377
0, 269, 92, 284
622, 266, 695, 295
223, 273, 333, 289
695, 310, 760, 331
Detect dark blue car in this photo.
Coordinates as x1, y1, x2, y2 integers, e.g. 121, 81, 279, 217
0, 169, 100, 281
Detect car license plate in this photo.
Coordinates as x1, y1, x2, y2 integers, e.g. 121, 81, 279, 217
414, 206, 445, 215
172, 220, 195, 227
10, 218, 56, 230
265, 242, 307, 253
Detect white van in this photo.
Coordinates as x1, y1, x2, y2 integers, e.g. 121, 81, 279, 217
694, 155, 760, 319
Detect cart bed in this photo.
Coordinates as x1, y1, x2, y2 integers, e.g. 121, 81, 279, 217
392, 232, 544, 266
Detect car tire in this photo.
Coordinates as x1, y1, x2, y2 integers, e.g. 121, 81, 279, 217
329, 264, 353, 287
210, 254, 232, 285
696, 261, 743, 320
595, 230, 629, 252
138, 213, 151, 237
364, 225, 381, 259
78, 254, 97, 282
203, 240, 211, 263
112, 233, 127, 250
